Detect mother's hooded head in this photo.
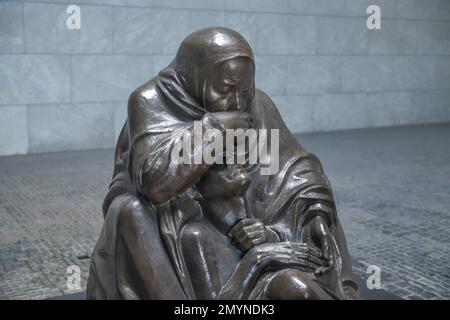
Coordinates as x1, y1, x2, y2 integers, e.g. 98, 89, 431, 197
158, 27, 256, 117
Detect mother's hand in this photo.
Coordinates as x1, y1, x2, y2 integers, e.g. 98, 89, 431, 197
205, 111, 254, 131
204, 111, 255, 163
301, 215, 335, 276
218, 241, 326, 300
249, 241, 327, 273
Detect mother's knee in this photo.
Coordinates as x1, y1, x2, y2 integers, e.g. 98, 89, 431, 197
107, 193, 157, 227
181, 222, 209, 247
266, 269, 314, 300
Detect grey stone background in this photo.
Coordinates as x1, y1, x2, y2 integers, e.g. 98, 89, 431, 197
1, 0, 450, 157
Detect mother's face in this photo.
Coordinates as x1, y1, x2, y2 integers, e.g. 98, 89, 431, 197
204, 57, 255, 113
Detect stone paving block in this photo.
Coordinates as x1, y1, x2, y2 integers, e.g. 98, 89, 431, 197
28, 102, 115, 153
223, 12, 258, 50
287, 15, 316, 55
224, 0, 288, 13
24, 3, 112, 54
71, 55, 153, 102
397, 58, 444, 91
286, 56, 341, 94
313, 93, 369, 131
272, 95, 316, 133
368, 19, 417, 55
0, 106, 28, 156
288, 0, 346, 16
112, 6, 154, 54
253, 13, 289, 55
342, 57, 441, 92
188, 10, 224, 33
255, 55, 286, 96
0, 55, 71, 105
317, 16, 369, 55
0, 2, 24, 53
394, 0, 450, 21
253, 13, 316, 55
435, 58, 450, 90
365, 92, 414, 127
411, 91, 450, 124
113, 7, 189, 54
17, 0, 152, 6
342, 57, 392, 92
287, 0, 370, 17
153, 0, 224, 10
147, 8, 189, 55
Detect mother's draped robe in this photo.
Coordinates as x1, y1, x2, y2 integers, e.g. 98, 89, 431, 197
87, 27, 357, 300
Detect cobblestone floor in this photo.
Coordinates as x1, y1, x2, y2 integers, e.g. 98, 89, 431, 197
0, 124, 449, 300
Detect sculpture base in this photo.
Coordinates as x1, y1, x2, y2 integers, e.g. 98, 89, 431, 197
48, 277, 401, 300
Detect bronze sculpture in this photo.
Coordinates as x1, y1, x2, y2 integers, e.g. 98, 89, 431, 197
87, 27, 360, 300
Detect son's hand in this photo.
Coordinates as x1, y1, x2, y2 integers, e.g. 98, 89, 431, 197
228, 218, 269, 252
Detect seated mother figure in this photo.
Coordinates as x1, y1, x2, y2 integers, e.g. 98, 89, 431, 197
87, 27, 360, 300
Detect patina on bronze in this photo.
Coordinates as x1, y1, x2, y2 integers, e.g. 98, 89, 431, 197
87, 27, 360, 300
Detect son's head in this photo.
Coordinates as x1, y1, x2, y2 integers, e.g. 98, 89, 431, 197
198, 164, 251, 200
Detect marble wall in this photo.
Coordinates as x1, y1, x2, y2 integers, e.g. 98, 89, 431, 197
1, 0, 450, 155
